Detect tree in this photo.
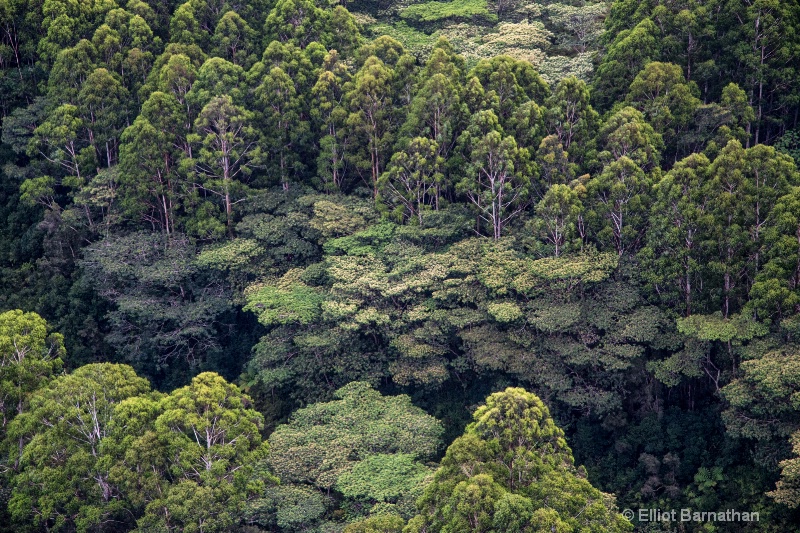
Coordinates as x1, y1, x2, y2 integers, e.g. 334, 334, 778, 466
255, 66, 308, 191
92, 8, 158, 90
534, 134, 575, 198
311, 50, 352, 192
5, 364, 151, 532
78, 67, 130, 169
28, 104, 87, 187
588, 156, 651, 256
626, 61, 701, 161
469, 56, 549, 130
346, 56, 396, 197
593, 18, 658, 110
547, 2, 606, 53
641, 152, 712, 315
212, 10, 257, 67
186, 95, 262, 234
749, 186, 800, 320
378, 137, 444, 224
81, 232, 231, 386
256, 382, 442, 530
3, 363, 268, 532
345, 514, 405, 533
534, 183, 583, 257
267, 382, 442, 491
0, 310, 64, 435
186, 57, 246, 112
725, 0, 798, 144
721, 347, 800, 442
264, 0, 326, 49
407, 387, 633, 532
456, 110, 532, 239
598, 106, 663, 171
770, 430, 800, 508
545, 76, 599, 164
705, 139, 784, 317
116, 372, 271, 532
401, 38, 467, 165
169, 1, 202, 47
119, 91, 188, 234
156, 52, 200, 125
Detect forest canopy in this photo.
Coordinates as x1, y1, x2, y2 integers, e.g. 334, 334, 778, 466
1, 0, 800, 531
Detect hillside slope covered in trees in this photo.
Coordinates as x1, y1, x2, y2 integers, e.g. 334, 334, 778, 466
1, 0, 800, 531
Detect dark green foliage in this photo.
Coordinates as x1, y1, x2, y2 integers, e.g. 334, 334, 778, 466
2, 0, 800, 531
81, 233, 233, 388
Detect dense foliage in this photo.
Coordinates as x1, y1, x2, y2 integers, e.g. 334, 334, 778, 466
1, 0, 800, 530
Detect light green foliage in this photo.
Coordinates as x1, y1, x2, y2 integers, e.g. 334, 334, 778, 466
247, 484, 327, 531
261, 382, 442, 528
546, 2, 606, 52
357, 0, 605, 83
475, 21, 552, 64
0, 310, 64, 432
6, 364, 151, 531
124, 372, 271, 532
245, 222, 658, 416
770, 430, 800, 508
538, 52, 595, 84
6, 0, 800, 529
407, 387, 633, 532
196, 238, 263, 270
267, 382, 442, 490
309, 196, 375, 239
486, 301, 523, 323
336, 453, 432, 515
677, 313, 768, 344
399, 0, 493, 25
345, 513, 406, 533
721, 348, 800, 441
364, 21, 438, 57
245, 269, 325, 326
